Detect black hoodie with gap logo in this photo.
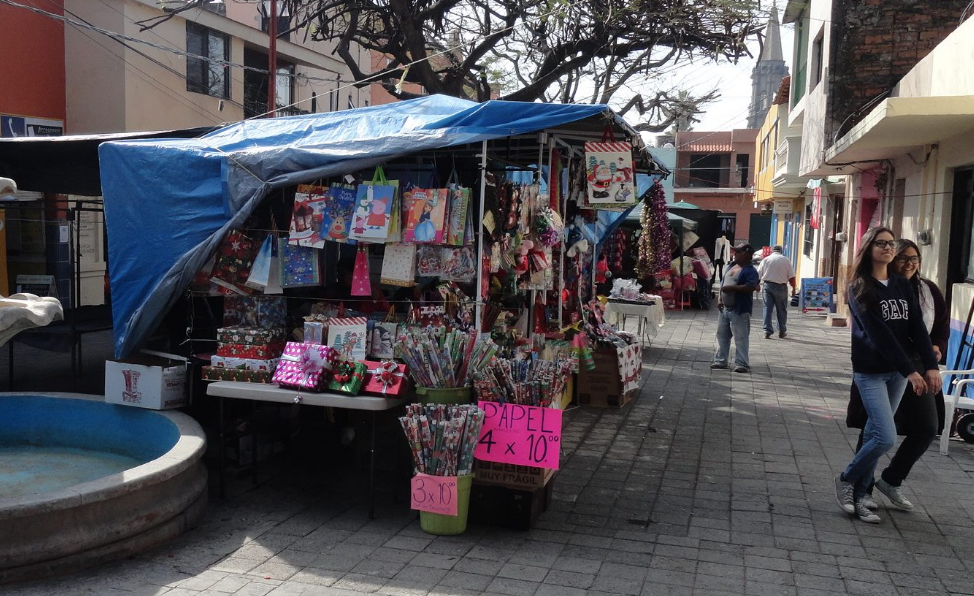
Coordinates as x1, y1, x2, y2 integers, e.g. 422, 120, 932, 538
847, 275, 938, 378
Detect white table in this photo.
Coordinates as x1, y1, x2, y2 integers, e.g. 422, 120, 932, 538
206, 381, 403, 518
605, 299, 664, 348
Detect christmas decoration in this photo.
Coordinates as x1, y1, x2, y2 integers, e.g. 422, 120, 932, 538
636, 181, 670, 277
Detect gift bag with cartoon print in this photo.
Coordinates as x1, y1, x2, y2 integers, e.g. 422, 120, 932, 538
584, 140, 636, 208
350, 167, 397, 242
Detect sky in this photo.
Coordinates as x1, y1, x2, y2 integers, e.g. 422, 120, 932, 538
664, 0, 795, 133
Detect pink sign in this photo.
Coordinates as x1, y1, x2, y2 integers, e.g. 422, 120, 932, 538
475, 401, 562, 470
410, 474, 459, 516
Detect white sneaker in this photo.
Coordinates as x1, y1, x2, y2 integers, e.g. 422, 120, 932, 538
862, 495, 878, 510
834, 474, 855, 514
876, 478, 914, 511
855, 499, 881, 523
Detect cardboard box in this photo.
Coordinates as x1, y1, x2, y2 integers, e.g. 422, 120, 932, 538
105, 351, 189, 410
469, 480, 554, 531
576, 348, 638, 408
473, 459, 555, 490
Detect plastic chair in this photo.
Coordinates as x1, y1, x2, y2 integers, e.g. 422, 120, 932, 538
938, 368, 974, 454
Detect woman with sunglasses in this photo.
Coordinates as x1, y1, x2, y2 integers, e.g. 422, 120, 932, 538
847, 239, 949, 512
835, 227, 941, 523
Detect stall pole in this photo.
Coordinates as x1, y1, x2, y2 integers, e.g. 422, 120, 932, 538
475, 140, 488, 334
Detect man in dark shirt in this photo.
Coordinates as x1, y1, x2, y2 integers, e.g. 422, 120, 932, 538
711, 243, 759, 373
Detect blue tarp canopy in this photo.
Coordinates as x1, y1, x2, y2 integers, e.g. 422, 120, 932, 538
99, 95, 665, 357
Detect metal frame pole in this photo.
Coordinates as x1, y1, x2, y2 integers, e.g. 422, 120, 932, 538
475, 140, 488, 333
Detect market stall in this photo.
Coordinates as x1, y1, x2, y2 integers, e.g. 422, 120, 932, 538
98, 95, 667, 532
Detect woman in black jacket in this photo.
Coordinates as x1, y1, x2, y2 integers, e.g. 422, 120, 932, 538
847, 239, 948, 512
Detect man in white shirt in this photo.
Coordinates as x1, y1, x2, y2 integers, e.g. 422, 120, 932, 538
757, 245, 796, 339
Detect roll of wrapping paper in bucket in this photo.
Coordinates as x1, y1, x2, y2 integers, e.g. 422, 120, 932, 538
395, 328, 498, 398
399, 403, 484, 536
419, 473, 473, 535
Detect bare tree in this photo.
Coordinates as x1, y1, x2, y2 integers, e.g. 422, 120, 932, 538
141, 0, 763, 129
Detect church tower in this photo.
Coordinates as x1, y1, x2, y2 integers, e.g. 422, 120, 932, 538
747, 5, 789, 128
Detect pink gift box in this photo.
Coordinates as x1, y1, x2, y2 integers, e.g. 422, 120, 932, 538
272, 342, 338, 392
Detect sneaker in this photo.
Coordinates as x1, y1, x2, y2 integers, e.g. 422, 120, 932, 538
779, 331, 787, 339
834, 474, 855, 514
855, 499, 882, 523
875, 478, 914, 510
862, 495, 878, 510
733, 366, 750, 373
764, 332, 772, 339
710, 362, 728, 370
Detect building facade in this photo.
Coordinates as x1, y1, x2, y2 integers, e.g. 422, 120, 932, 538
673, 129, 761, 246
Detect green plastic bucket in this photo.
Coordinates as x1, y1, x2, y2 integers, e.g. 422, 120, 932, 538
415, 386, 472, 405
419, 474, 473, 535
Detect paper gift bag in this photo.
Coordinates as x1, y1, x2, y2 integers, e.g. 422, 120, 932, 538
288, 184, 329, 248
211, 230, 260, 295
272, 342, 338, 391
279, 239, 321, 287
350, 167, 398, 242
246, 234, 283, 293
351, 245, 372, 296
362, 360, 410, 396
379, 244, 416, 287
327, 317, 368, 361
445, 186, 471, 246
416, 245, 443, 277
403, 187, 448, 244
321, 185, 358, 244
326, 360, 367, 395
224, 295, 286, 328
370, 322, 398, 359
584, 140, 636, 208
439, 246, 476, 281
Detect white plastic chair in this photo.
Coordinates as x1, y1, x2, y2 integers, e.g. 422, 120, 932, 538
938, 369, 974, 454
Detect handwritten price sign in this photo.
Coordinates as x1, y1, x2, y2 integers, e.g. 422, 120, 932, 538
475, 401, 562, 469
410, 474, 459, 516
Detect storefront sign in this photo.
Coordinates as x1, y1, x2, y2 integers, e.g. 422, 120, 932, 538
475, 401, 562, 469
410, 473, 458, 516
1, 115, 63, 138
772, 199, 793, 215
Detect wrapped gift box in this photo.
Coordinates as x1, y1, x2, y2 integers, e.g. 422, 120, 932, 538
210, 356, 279, 372
362, 360, 411, 397
326, 361, 367, 395
201, 366, 273, 384
217, 326, 286, 345
216, 342, 285, 360
272, 342, 337, 391
224, 296, 287, 329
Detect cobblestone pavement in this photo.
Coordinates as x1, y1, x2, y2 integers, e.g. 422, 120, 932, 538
5, 306, 974, 596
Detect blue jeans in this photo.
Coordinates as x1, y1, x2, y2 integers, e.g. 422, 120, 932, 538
762, 283, 789, 335
843, 371, 909, 498
714, 310, 750, 368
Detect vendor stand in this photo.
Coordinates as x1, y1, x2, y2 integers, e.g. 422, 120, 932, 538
97, 95, 667, 529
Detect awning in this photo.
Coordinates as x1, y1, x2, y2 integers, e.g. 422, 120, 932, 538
0, 127, 215, 196
826, 95, 974, 164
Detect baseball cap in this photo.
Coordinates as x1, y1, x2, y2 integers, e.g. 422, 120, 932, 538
734, 242, 754, 253
772, 245, 783, 253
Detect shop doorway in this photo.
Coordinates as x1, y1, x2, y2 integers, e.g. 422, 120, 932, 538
748, 212, 773, 249
948, 167, 974, 304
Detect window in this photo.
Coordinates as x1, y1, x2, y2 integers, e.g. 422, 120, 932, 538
687, 154, 722, 188
792, 14, 809, 107
949, 168, 974, 286
812, 32, 824, 88
186, 23, 229, 98
736, 154, 750, 187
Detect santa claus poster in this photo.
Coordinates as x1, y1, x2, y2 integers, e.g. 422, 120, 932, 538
584, 141, 636, 208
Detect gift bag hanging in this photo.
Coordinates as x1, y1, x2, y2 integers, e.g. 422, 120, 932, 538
350, 166, 397, 242
584, 126, 636, 209
351, 245, 372, 296
380, 243, 417, 287
320, 185, 358, 244
279, 238, 321, 288
403, 170, 449, 244
246, 234, 283, 294
211, 230, 260, 295
385, 182, 403, 243
289, 184, 329, 248
445, 168, 471, 246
